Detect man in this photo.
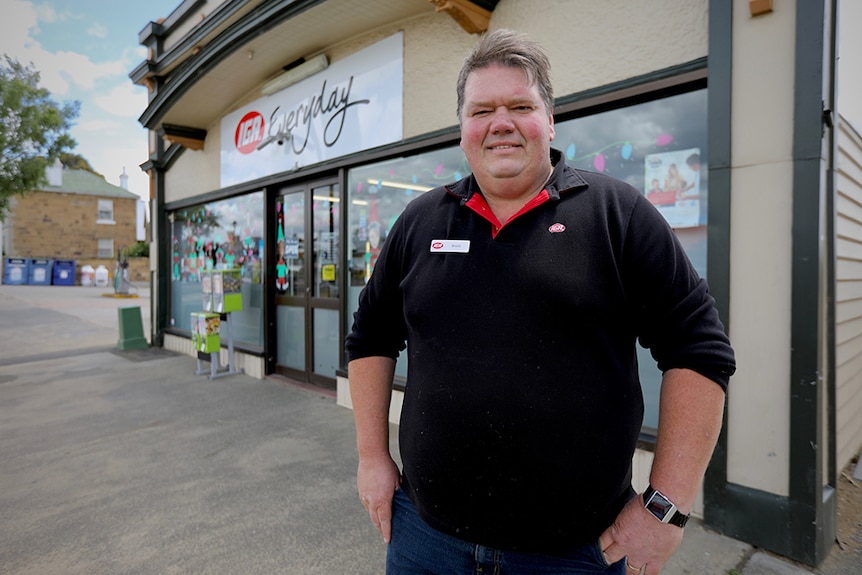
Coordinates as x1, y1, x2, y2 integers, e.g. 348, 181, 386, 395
346, 29, 735, 575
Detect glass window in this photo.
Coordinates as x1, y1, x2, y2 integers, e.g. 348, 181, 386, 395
554, 88, 708, 433
98, 238, 114, 258
97, 199, 114, 223
168, 191, 265, 347
344, 89, 708, 433
347, 146, 468, 378
312, 184, 339, 298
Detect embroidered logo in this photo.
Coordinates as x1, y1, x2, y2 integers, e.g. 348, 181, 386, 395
548, 223, 566, 233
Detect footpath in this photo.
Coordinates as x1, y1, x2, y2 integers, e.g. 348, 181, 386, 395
0, 284, 859, 574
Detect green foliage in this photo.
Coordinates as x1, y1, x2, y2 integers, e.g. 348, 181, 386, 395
126, 241, 150, 258
0, 55, 80, 221
60, 152, 102, 178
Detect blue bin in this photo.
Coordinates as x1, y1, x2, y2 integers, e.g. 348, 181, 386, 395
52, 259, 76, 286
3, 258, 29, 285
28, 258, 53, 285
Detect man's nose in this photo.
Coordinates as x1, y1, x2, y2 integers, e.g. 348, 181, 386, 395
489, 107, 515, 132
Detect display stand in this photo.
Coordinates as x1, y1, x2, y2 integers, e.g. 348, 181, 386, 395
194, 312, 244, 379
194, 269, 244, 379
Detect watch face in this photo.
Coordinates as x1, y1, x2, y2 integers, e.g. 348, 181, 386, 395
646, 491, 673, 520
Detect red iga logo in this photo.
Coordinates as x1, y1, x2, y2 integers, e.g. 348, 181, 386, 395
548, 223, 566, 233
235, 111, 265, 154
431, 241, 444, 250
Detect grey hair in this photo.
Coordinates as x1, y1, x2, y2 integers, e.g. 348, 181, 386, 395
456, 28, 554, 120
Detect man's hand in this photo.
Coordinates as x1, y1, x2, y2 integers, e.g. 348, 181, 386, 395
598, 494, 684, 575
357, 454, 401, 543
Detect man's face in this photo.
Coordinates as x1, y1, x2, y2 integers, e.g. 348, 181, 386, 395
459, 63, 555, 194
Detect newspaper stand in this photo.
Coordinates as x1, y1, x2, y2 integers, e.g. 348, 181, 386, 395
195, 269, 244, 379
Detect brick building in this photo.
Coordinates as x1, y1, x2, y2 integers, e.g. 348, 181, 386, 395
2, 160, 147, 282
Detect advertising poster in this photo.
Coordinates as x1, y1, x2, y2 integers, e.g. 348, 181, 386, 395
644, 148, 701, 228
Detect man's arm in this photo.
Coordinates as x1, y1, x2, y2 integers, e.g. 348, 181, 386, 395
349, 356, 401, 543
600, 368, 726, 574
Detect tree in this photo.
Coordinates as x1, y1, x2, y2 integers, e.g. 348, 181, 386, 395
60, 152, 103, 178
0, 55, 80, 221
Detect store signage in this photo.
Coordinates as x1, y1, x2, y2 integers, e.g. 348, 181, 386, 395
220, 33, 404, 187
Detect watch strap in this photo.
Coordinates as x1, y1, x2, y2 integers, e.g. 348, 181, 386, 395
643, 485, 690, 528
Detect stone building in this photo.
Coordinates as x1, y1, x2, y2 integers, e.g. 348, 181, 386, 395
2, 161, 147, 282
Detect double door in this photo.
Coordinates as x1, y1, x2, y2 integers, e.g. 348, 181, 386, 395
274, 180, 341, 387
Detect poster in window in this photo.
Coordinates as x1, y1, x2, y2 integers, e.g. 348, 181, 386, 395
644, 148, 701, 228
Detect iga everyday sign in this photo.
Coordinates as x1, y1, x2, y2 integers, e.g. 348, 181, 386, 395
220, 33, 403, 187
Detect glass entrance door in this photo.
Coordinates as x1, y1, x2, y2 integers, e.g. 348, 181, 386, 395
274, 180, 340, 387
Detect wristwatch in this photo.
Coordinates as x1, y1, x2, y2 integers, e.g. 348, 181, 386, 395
642, 485, 690, 528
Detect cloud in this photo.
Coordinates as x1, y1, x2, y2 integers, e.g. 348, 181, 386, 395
87, 22, 108, 39
93, 81, 149, 118
1, 1, 129, 96
0, 0, 39, 56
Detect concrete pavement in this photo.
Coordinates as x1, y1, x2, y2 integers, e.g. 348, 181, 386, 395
0, 284, 857, 574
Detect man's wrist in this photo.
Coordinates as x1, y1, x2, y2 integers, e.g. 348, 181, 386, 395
642, 485, 690, 528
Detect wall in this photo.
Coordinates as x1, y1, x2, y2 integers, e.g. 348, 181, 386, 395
163, 0, 711, 205
725, 2, 797, 496
492, 0, 708, 98
835, 117, 862, 470
5, 191, 140, 261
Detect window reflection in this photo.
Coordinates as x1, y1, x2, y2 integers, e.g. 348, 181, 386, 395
169, 191, 265, 347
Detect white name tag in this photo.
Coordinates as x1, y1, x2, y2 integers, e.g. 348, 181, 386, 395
429, 239, 471, 253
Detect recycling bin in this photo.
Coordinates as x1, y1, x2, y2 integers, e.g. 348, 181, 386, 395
52, 260, 76, 286
3, 258, 29, 285
28, 259, 53, 285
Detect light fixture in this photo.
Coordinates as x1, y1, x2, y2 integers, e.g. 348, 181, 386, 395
367, 178, 434, 193
261, 54, 329, 96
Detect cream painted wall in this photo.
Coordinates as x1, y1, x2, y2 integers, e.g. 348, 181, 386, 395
835, 119, 862, 470
491, 0, 708, 100
838, 0, 862, 131
727, 2, 797, 495
162, 1, 712, 204
164, 127, 222, 204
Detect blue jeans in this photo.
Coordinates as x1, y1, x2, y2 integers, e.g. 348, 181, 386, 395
386, 489, 625, 575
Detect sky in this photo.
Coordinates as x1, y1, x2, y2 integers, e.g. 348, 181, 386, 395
0, 0, 180, 203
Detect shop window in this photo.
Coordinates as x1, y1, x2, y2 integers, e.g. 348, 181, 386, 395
347, 146, 468, 379
345, 88, 708, 434
97, 199, 114, 223
168, 191, 265, 347
554, 88, 708, 434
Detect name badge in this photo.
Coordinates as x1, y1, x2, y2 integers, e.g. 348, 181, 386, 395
430, 239, 470, 253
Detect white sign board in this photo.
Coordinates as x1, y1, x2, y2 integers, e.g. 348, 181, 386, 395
220, 33, 404, 187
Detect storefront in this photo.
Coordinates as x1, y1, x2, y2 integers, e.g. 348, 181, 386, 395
132, 0, 859, 566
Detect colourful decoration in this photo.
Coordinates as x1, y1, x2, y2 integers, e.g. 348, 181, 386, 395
594, 153, 606, 172
621, 142, 633, 160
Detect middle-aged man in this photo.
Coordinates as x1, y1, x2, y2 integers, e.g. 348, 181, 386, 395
346, 28, 736, 575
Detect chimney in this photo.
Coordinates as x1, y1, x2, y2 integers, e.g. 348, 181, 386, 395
46, 158, 63, 187
119, 167, 129, 190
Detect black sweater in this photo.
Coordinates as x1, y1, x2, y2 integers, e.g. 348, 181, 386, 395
346, 150, 735, 552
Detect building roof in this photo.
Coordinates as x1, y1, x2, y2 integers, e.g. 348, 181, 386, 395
40, 169, 140, 200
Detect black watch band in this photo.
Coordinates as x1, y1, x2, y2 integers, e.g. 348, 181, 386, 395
642, 485, 690, 528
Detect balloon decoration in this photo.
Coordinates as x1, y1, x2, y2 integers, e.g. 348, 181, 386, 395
560, 132, 675, 173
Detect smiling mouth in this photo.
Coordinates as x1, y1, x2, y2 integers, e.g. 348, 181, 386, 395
488, 144, 520, 150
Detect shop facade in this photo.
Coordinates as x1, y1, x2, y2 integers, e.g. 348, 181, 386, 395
132, 0, 860, 566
